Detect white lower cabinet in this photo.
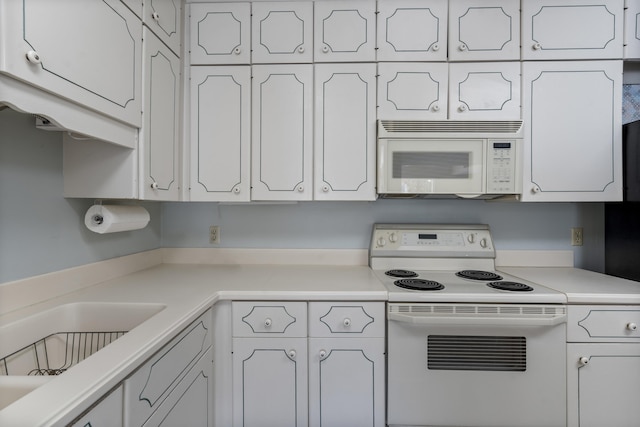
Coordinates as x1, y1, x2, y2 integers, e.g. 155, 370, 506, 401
567, 306, 640, 427
70, 385, 124, 427
230, 301, 385, 427
124, 310, 212, 427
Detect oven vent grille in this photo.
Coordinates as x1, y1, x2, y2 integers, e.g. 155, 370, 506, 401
390, 304, 566, 317
428, 335, 526, 372
379, 120, 524, 134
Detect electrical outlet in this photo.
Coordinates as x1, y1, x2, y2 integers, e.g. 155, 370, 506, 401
571, 227, 583, 246
209, 226, 220, 244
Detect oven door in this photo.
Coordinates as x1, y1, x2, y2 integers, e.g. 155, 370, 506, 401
387, 303, 567, 427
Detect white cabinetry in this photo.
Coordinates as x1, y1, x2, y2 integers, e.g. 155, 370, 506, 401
521, 60, 622, 201
625, 0, 640, 59
377, 0, 448, 62
567, 306, 640, 427
314, 64, 376, 200
140, 28, 181, 201
251, 65, 313, 201
314, 1, 376, 62
252, 2, 313, 64
70, 385, 124, 427
378, 62, 520, 120
189, 2, 251, 65
522, 0, 624, 60
190, 66, 250, 201
125, 311, 212, 427
143, 0, 182, 57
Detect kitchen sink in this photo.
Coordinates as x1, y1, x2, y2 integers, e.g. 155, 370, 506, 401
0, 302, 166, 377
0, 376, 53, 410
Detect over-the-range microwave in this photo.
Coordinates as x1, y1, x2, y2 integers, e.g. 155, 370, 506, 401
377, 120, 523, 198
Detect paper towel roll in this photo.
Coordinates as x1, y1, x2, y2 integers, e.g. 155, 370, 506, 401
84, 205, 150, 234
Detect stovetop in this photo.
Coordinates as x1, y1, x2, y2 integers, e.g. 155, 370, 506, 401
369, 224, 567, 304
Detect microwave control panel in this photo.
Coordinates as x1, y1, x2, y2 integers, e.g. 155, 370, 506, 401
486, 140, 517, 193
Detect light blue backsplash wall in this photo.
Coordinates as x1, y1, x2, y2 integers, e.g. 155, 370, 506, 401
0, 109, 161, 283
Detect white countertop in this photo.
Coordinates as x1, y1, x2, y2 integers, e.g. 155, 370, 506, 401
0, 263, 387, 427
500, 267, 640, 304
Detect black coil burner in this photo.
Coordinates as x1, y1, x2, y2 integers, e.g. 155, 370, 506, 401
385, 269, 418, 278
487, 281, 534, 292
456, 270, 503, 281
394, 279, 445, 291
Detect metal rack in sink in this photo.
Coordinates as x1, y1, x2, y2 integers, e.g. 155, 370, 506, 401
0, 331, 127, 376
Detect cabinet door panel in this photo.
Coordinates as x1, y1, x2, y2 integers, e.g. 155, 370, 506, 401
0, 0, 142, 127
448, 0, 520, 61
143, 0, 182, 56
568, 343, 640, 427
522, 61, 622, 201
190, 66, 250, 201
314, 1, 376, 62
252, 2, 313, 63
252, 65, 313, 200
308, 338, 385, 427
71, 385, 123, 427
377, 0, 447, 61
377, 62, 448, 120
140, 29, 180, 201
314, 64, 376, 200
522, 0, 624, 60
233, 337, 308, 427
449, 62, 521, 120
190, 2, 250, 65
624, 0, 640, 59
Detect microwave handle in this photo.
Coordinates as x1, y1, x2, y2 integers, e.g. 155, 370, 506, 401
388, 312, 567, 327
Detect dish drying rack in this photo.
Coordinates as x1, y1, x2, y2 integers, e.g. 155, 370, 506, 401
0, 331, 127, 376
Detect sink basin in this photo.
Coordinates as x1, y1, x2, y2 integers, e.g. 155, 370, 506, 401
0, 376, 52, 410
0, 302, 166, 376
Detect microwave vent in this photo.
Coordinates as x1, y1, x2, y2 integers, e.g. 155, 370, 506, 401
379, 120, 523, 134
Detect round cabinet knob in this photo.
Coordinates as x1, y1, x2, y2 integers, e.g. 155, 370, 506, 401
377, 237, 387, 247
233, 187, 241, 194
458, 43, 467, 51
152, 12, 160, 22
322, 45, 329, 53
264, 318, 272, 327
532, 185, 541, 194
150, 181, 159, 190
288, 349, 297, 360
458, 105, 467, 113
298, 46, 305, 53
319, 349, 327, 358
343, 318, 352, 327
627, 322, 638, 331
431, 104, 440, 112
234, 47, 242, 55
579, 356, 590, 366
322, 185, 329, 193
25, 50, 41, 64
432, 43, 440, 51
533, 43, 542, 51
389, 232, 398, 243
297, 185, 304, 192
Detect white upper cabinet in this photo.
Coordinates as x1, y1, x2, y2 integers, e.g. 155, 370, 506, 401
190, 2, 251, 65
251, 65, 313, 201
190, 66, 251, 202
252, 2, 313, 63
377, 0, 448, 62
448, 0, 521, 61
314, 63, 377, 201
522, 60, 622, 201
314, 0, 376, 62
449, 62, 521, 120
0, 0, 142, 128
522, 0, 624, 60
377, 62, 448, 120
624, 0, 640, 59
143, 0, 182, 56
140, 28, 181, 201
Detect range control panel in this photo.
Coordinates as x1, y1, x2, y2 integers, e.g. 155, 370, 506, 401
370, 224, 495, 258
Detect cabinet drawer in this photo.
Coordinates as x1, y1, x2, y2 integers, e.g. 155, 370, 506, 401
308, 302, 384, 337
568, 306, 640, 342
125, 310, 212, 427
232, 302, 307, 337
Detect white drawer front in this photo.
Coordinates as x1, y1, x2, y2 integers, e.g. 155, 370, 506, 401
568, 306, 640, 342
308, 302, 384, 337
232, 302, 307, 337
125, 310, 212, 427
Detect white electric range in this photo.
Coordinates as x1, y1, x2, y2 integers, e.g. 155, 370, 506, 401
371, 224, 568, 427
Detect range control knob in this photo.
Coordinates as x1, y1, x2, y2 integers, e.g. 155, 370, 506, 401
467, 234, 476, 244
479, 238, 488, 248
389, 233, 398, 243
377, 237, 387, 247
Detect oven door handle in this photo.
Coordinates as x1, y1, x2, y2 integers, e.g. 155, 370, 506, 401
388, 312, 567, 327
